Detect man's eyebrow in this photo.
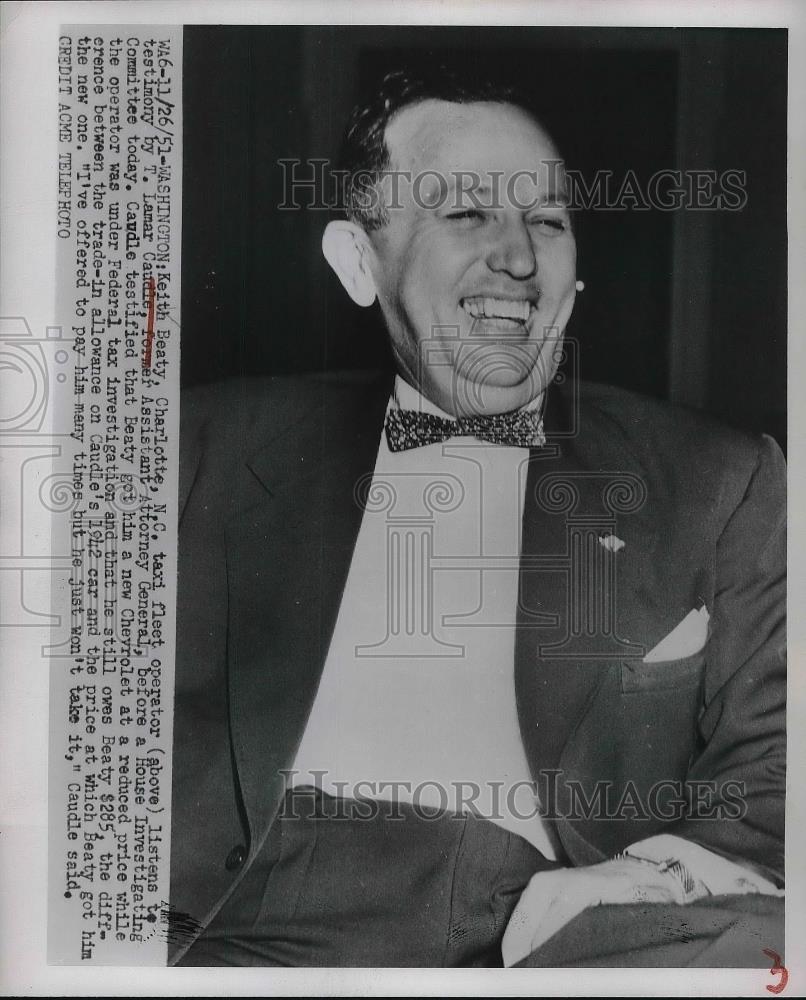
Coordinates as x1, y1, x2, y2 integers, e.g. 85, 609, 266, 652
445, 177, 571, 198
444, 177, 495, 196
441, 177, 572, 210
532, 194, 570, 208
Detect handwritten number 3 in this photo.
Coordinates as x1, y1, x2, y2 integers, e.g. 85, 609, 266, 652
763, 949, 788, 994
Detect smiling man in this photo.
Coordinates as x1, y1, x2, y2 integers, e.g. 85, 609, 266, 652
170, 68, 785, 967
323, 96, 578, 417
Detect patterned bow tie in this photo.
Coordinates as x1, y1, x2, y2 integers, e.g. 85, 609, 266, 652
385, 406, 546, 452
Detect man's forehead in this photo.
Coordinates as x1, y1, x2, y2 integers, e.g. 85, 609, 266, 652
384, 98, 562, 175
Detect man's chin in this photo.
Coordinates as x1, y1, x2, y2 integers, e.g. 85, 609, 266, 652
444, 345, 556, 414
438, 370, 552, 417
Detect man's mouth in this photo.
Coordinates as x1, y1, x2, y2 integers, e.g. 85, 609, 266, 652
460, 296, 537, 329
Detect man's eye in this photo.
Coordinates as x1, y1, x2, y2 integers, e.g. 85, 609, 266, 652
529, 217, 568, 235
446, 210, 484, 222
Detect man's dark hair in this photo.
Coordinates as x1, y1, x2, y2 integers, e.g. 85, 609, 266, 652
339, 66, 540, 231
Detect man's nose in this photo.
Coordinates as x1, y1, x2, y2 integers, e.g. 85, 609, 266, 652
485, 217, 537, 280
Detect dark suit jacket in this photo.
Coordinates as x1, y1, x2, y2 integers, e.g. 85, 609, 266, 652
169, 370, 785, 964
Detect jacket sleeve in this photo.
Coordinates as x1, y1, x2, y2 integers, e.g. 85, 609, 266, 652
666, 433, 786, 885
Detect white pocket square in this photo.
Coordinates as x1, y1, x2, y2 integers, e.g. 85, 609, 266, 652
643, 606, 709, 663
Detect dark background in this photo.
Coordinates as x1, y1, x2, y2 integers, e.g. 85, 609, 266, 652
181, 26, 787, 449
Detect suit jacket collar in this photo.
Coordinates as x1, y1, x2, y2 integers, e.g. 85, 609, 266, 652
224, 372, 392, 849
516, 380, 658, 862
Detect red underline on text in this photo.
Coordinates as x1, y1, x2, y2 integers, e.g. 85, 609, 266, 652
143, 276, 156, 370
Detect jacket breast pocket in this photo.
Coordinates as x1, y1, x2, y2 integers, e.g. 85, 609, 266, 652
620, 650, 707, 694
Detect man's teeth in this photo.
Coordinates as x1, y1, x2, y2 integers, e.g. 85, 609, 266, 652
461, 297, 534, 322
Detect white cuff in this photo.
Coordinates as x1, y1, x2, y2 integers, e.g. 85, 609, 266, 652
626, 834, 783, 897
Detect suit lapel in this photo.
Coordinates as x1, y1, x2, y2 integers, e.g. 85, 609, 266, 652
225, 373, 392, 848
516, 382, 649, 857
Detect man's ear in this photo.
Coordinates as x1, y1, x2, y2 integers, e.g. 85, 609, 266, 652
322, 221, 378, 307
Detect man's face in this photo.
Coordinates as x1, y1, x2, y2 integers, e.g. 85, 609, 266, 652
368, 100, 577, 416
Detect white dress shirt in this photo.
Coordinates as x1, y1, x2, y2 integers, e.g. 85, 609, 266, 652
292, 376, 558, 857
